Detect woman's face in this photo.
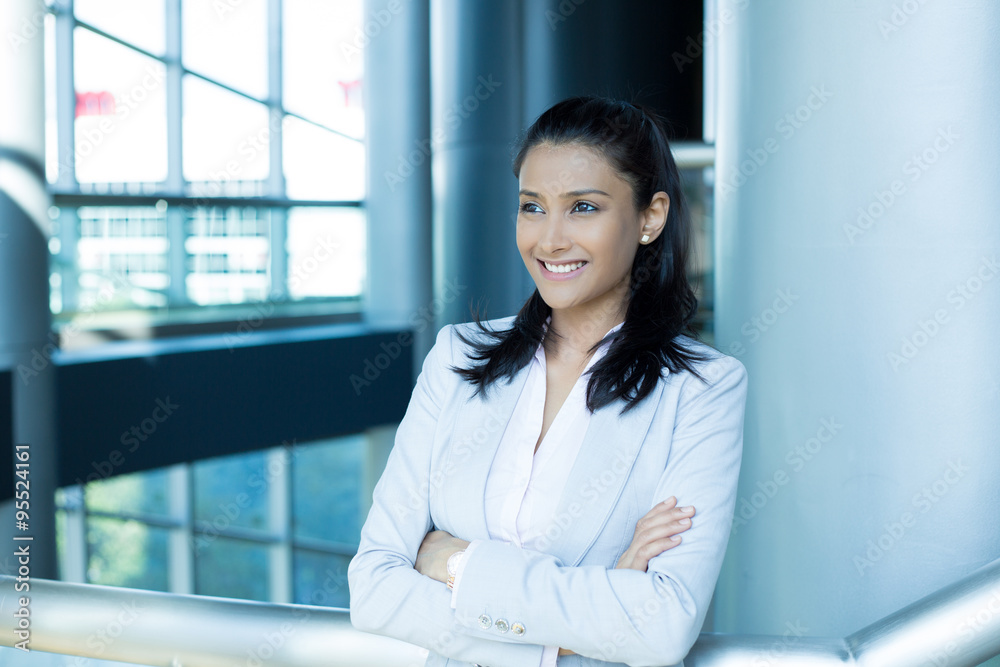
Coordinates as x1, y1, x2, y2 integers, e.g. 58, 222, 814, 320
516, 141, 663, 318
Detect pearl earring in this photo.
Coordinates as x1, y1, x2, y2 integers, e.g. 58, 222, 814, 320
640, 234, 650, 243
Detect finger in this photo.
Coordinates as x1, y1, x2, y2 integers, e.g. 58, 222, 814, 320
637, 509, 694, 529
631, 517, 693, 548
637, 506, 695, 534
654, 504, 694, 519
637, 535, 683, 558
638, 497, 677, 524
641, 501, 692, 523
633, 504, 674, 531
657, 496, 678, 510
647, 535, 683, 556
660, 516, 692, 537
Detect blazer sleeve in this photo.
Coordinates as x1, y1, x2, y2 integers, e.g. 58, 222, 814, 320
347, 323, 547, 667
449, 353, 749, 667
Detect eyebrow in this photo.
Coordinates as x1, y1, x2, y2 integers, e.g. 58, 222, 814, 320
518, 188, 612, 198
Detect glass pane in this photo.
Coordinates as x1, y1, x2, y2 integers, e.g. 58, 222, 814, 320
185, 207, 270, 305
286, 207, 365, 299
183, 76, 270, 187
193, 450, 269, 531
195, 537, 268, 601
75, 0, 166, 55
87, 517, 169, 590
283, 0, 364, 136
72, 206, 169, 312
683, 166, 714, 338
85, 469, 170, 516
292, 435, 364, 544
44, 13, 58, 184
56, 508, 68, 576
294, 550, 352, 608
682, 167, 713, 285
283, 115, 365, 201
49, 207, 64, 314
182, 0, 267, 99
74, 28, 168, 184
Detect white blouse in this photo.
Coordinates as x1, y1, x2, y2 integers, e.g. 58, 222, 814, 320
449, 315, 625, 667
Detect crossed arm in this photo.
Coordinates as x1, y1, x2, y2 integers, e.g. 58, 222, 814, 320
412, 495, 698, 662
347, 324, 748, 667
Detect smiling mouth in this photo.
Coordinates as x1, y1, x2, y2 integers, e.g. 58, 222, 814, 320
540, 259, 588, 274
537, 259, 589, 279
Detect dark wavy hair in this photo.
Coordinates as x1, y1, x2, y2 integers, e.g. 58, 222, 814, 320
449, 95, 711, 416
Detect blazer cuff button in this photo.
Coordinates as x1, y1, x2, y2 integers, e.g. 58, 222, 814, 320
494, 618, 509, 633
511, 622, 525, 636
478, 614, 492, 629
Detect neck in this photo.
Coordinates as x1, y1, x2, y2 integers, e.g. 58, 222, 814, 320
544, 302, 627, 362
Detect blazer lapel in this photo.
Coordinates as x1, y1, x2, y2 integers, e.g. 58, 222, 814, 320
548, 380, 665, 566
444, 364, 531, 543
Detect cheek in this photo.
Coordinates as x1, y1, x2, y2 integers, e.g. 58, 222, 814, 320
515, 226, 533, 256
587, 229, 633, 266
610, 229, 639, 261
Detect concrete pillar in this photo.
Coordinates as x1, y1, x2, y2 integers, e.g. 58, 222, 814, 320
430, 0, 523, 330
712, 0, 1000, 636
0, 0, 59, 579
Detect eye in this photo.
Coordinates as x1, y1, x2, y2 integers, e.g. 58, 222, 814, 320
572, 201, 598, 213
519, 201, 541, 214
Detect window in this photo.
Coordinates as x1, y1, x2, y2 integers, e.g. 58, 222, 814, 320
44, 0, 367, 342
57, 435, 368, 606
47, 0, 371, 608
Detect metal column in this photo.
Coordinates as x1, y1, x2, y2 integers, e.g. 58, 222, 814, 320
0, 0, 59, 579
363, 0, 433, 374
430, 0, 523, 331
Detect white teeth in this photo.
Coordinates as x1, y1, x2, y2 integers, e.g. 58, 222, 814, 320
543, 260, 586, 273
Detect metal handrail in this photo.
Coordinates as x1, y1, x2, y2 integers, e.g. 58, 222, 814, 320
2, 557, 999, 667
671, 141, 716, 170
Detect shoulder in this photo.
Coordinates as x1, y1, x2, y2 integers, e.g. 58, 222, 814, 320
424, 315, 517, 368
451, 314, 517, 339
668, 334, 748, 402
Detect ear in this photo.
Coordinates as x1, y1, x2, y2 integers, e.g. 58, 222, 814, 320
639, 191, 670, 244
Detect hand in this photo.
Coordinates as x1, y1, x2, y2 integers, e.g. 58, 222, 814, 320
615, 496, 694, 572
415, 529, 469, 584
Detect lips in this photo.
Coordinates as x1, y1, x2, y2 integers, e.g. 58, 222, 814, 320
538, 259, 588, 280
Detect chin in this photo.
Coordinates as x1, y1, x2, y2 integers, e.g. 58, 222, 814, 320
536, 294, 581, 310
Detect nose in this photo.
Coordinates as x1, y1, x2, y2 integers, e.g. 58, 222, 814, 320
538, 215, 571, 254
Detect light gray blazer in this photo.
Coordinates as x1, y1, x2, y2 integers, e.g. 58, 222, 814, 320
348, 315, 748, 667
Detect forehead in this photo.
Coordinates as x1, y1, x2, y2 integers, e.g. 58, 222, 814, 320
518, 142, 627, 194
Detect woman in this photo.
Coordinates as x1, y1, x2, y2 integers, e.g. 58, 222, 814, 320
348, 96, 748, 667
